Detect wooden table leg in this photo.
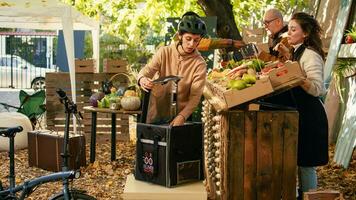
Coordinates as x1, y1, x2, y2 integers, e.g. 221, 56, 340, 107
90, 112, 97, 163
111, 113, 116, 161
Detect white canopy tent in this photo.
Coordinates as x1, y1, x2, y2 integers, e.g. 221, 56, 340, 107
0, 0, 100, 131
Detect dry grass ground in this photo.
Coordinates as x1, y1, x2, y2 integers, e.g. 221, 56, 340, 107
1, 137, 355, 200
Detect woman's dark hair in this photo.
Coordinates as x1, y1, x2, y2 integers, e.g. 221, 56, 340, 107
291, 12, 325, 60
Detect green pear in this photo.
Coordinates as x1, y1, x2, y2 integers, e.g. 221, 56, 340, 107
228, 79, 247, 90
242, 73, 256, 84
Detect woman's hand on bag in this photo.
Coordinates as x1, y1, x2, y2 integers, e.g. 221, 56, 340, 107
139, 77, 153, 92
170, 114, 185, 126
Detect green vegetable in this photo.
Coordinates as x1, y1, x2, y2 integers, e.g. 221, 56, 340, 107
248, 59, 265, 72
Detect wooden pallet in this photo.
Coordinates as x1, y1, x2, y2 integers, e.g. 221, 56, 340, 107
45, 72, 131, 141
304, 190, 344, 200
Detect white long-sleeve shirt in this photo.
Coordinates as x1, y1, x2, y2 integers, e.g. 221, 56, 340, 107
299, 48, 326, 97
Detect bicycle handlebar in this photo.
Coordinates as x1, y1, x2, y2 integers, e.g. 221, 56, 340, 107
0, 126, 23, 137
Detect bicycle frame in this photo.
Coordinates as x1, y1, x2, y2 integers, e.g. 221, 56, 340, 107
0, 126, 80, 200
0, 171, 78, 199
0, 88, 93, 200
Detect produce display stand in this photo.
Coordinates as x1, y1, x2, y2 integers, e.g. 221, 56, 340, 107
202, 60, 303, 199
202, 101, 298, 200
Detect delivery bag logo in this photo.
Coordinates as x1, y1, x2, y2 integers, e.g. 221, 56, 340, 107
143, 151, 154, 174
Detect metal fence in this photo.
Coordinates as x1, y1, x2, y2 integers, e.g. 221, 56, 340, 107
0, 31, 57, 90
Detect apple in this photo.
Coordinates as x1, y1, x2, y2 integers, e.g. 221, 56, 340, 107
345, 35, 354, 44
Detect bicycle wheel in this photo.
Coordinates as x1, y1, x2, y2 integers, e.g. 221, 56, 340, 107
50, 191, 96, 200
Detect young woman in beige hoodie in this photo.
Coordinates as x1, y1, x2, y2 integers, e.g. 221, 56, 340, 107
138, 12, 207, 126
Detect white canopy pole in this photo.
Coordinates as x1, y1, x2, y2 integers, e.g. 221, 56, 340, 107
62, 6, 77, 132
92, 27, 100, 72
0, 0, 100, 134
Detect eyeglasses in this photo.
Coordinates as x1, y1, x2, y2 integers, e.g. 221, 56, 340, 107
263, 17, 278, 26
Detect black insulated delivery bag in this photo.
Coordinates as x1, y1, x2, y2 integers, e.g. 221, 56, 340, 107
134, 122, 204, 187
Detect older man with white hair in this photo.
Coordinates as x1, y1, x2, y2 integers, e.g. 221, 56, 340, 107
263, 8, 288, 56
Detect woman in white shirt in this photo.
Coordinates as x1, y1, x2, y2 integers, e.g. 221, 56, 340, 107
264, 12, 329, 199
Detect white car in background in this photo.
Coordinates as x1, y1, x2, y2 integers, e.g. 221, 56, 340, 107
0, 54, 56, 90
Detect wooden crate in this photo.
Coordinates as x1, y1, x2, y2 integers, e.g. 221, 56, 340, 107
203, 106, 298, 200
75, 59, 96, 73
46, 72, 130, 141
103, 58, 128, 73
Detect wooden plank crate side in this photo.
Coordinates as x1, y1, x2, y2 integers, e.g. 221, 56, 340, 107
215, 110, 298, 200
281, 112, 299, 199
226, 111, 245, 200
46, 72, 130, 141
271, 112, 285, 200
243, 111, 257, 200
256, 112, 274, 200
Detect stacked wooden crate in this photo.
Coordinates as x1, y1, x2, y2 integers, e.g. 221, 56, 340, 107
46, 72, 130, 141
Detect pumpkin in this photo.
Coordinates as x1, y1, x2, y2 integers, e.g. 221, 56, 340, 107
124, 90, 137, 97
121, 96, 141, 111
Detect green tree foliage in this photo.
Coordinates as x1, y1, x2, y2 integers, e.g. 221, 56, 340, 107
230, 0, 307, 28
63, 0, 307, 67
66, 0, 306, 42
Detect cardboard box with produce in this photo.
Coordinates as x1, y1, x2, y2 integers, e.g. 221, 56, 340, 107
204, 58, 305, 110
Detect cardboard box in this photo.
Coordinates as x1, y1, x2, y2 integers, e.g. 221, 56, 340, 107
266, 61, 305, 90
204, 61, 305, 110
28, 130, 86, 172
205, 77, 274, 110
75, 59, 96, 73
103, 59, 128, 73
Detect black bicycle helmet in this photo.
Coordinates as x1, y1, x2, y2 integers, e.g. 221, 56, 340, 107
178, 15, 207, 36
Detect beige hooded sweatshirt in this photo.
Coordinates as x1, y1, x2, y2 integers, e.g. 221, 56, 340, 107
137, 41, 207, 124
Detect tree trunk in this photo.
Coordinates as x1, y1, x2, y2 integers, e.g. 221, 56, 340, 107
198, 0, 242, 40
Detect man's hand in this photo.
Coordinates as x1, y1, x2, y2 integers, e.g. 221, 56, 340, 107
170, 114, 185, 126
274, 42, 291, 60
139, 77, 153, 92
232, 40, 245, 49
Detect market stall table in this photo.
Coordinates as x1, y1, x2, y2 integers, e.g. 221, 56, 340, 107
83, 106, 141, 163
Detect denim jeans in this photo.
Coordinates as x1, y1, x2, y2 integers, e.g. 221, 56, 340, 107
298, 166, 317, 192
